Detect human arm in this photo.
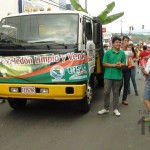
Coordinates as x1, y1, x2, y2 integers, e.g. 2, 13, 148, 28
141, 67, 149, 76
143, 55, 150, 60
141, 58, 150, 76
103, 62, 121, 68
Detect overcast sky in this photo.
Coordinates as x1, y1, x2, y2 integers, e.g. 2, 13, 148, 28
66, 0, 150, 33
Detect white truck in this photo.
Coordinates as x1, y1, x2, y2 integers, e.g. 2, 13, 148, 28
0, 11, 104, 112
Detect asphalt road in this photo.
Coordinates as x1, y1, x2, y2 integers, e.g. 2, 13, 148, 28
0, 78, 150, 150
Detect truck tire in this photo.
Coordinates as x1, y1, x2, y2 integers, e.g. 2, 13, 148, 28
80, 83, 93, 113
8, 98, 27, 110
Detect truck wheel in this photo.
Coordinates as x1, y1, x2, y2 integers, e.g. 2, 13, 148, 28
80, 83, 93, 113
8, 98, 27, 109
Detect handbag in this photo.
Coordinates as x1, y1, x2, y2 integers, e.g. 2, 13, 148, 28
128, 56, 134, 69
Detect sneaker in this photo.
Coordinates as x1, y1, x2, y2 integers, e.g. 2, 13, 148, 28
97, 109, 109, 115
113, 109, 121, 116
135, 92, 139, 96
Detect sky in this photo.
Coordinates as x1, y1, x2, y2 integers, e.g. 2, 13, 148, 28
66, 0, 150, 34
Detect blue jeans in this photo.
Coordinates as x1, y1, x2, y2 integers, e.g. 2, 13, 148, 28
119, 66, 131, 101
144, 76, 150, 100
128, 67, 138, 93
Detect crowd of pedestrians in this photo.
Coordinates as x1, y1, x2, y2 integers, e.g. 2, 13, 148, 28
98, 36, 150, 120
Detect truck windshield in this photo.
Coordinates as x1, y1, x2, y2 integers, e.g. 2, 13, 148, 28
0, 14, 78, 45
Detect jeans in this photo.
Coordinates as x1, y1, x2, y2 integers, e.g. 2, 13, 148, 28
143, 76, 150, 100
104, 79, 122, 110
128, 67, 138, 93
119, 66, 131, 101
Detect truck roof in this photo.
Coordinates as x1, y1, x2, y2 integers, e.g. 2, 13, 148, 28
3, 10, 92, 19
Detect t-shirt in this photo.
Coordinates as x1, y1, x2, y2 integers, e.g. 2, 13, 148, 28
139, 50, 150, 59
103, 49, 126, 80
145, 58, 150, 74
121, 50, 133, 66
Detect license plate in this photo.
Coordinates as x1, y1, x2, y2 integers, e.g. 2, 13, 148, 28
21, 86, 36, 94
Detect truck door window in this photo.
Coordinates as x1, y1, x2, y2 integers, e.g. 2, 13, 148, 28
82, 17, 93, 45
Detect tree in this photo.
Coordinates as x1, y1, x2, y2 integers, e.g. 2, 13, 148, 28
69, 0, 124, 25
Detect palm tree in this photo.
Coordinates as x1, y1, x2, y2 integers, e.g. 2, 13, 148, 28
69, 0, 124, 25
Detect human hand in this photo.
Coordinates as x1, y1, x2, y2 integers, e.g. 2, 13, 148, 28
116, 62, 123, 68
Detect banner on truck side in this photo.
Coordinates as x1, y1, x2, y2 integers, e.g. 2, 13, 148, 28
0, 52, 89, 83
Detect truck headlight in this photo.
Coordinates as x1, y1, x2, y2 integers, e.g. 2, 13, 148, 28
10, 87, 19, 93
40, 88, 49, 93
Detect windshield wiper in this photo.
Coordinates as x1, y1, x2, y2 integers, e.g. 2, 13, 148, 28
0, 41, 26, 49
28, 40, 56, 44
12, 43, 26, 49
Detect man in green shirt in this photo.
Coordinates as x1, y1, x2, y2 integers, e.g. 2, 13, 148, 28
97, 36, 126, 116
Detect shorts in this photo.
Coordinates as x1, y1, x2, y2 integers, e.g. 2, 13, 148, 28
143, 76, 150, 100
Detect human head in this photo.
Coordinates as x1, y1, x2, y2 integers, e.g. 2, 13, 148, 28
103, 44, 109, 50
112, 36, 121, 44
143, 45, 147, 50
122, 36, 130, 47
138, 40, 143, 48
112, 36, 121, 50
128, 40, 134, 48
122, 36, 130, 41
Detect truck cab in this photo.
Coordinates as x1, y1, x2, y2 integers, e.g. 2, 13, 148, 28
0, 11, 103, 112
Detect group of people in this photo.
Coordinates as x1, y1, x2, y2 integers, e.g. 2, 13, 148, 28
98, 36, 150, 121
1, 36, 150, 121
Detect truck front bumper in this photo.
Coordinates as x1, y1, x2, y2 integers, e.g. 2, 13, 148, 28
0, 83, 86, 100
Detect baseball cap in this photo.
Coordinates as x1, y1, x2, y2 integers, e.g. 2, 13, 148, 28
129, 41, 133, 45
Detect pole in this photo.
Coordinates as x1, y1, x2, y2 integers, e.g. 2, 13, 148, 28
120, 19, 122, 36
85, 0, 87, 12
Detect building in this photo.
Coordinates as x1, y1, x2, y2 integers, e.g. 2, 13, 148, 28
103, 30, 112, 46
0, 0, 18, 20
0, 0, 67, 20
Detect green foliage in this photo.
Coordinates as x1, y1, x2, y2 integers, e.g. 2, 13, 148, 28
98, 12, 124, 25
69, 0, 124, 25
98, 2, 115, 19
97, 2, 124, 25
70, 0, 87, 13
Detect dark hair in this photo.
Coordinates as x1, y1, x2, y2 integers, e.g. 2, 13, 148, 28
122, 36, 130, 41
112, 36, 121, 43
131, 47, 137, 58
143, 45, 147, 50
104, 44, 108, 48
